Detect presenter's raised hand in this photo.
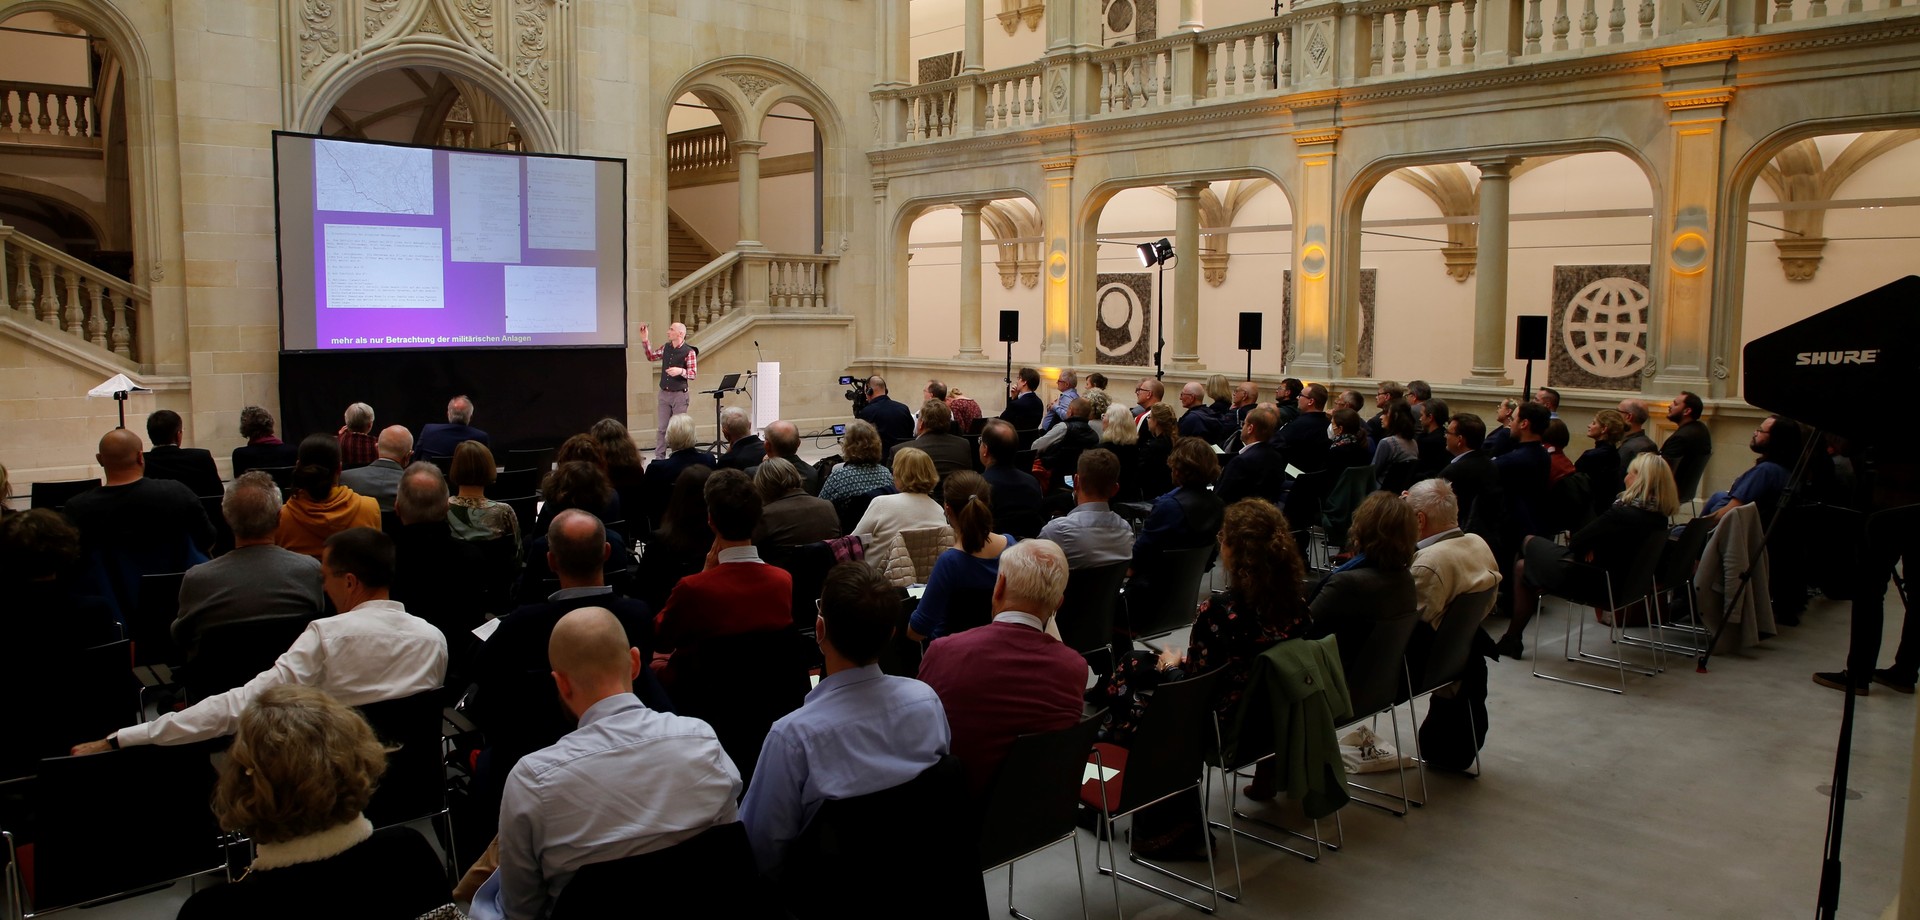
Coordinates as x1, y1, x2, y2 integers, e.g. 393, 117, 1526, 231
640, 322, 651, 342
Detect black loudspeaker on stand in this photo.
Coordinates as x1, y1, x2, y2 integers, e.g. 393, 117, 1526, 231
999, 310, 1018, 413
1238, 312, 1262, 382
1515, 315, 1548, 398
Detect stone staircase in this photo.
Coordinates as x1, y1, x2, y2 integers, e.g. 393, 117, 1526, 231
667, 212, 718, 285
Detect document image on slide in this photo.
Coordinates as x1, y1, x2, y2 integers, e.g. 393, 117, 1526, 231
324, 224, 445, 310
314, 140, 434, 215
449, 153, 523, 263
504, 265, 596, 333
527, 157, 597, 250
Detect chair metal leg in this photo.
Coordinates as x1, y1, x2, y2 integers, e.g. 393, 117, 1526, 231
1347, 707, 1413, 816
1209, 759, 1330, 863
1534, 592, 1640, 694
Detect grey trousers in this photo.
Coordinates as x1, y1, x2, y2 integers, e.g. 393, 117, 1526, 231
654, 387, 691, 457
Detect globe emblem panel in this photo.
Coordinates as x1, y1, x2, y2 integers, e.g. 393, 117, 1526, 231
1562, 277, 1649, 378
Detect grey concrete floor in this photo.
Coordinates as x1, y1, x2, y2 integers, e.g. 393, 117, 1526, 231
61, 586, 1914, 920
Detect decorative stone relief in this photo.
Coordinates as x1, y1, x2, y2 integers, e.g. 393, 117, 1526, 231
1050, 73, 1066, 112
1775, 237, 1828, 281
363, 0, 403, 38
725, 73, 780, 104
998, 262, 1020, 289
997, 0, 1044, 34
1304, 22, 1332, 76
1441, 246, 1476, 281
1096, 273, 1153, 366
1549, 264, 1651, 391
1757, 131, 1920, 282
418, 7, 448, 33
1680, 0, 1722, 24
513, 0, 551, 103
1201, 251, 1229, 287
459, 0, 496, 53
1018, 259, 1040, 288
300, 0, 341, 76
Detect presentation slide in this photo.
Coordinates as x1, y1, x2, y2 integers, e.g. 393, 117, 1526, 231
274, 132, 626, 352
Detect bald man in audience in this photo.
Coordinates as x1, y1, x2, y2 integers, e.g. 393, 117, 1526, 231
342, 424, 413, 511
62, 428, 214, 560
1176, 382, 1215, 438
486, 606, 740, 920
755, 419, 820, 495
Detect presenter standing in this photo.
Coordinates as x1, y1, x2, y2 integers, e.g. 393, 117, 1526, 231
641, 321, 698, 458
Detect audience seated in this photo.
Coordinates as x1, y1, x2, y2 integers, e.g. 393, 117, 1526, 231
890, 399, 973, 477
717, 407, 768, 471
336, 401, 379, 470
817, 419, 893, 505
1205, 374, 1237, 432
63, 428, 214, 564
1484, 398, 1521, 456
1032, 387, 1108, 454
653, 470, 793, 687
1373, 400, 1420, 490
1416, 398, 1452, 478
1, 509, 118, 777
1308, 491, 1419, 676
448, 440, 522, 545
977, 419, 1045, 537
756, 420, 819, 495
636, 465, 714, 612
1703, 414, 1803, 524
1136, 404, 1178, 500
481, 607, 740, 920
231, 405, 299, 476
1100, 499, 1311, 856
1492, 402, 1554, 560
340, 425, 412, 511
1273, 383, 1332, 473
1133, 437, 1224, 558
1095, 404, 1143, 503
413, 394, 491, 460
176, 685, 458, 920
387, 463, 491, 641
926, 379, 981, 437
857, 375, 918, 449
1579, 409, 1627, 512
1041, 369, 1080, 432
1499, 452, 1677, 658
1367, 381, 1405, 445
1175, 382, 1217, 439
998, 367, 1045, 433
142, 409, 223, 498
174, 472, 324, 659
275, 434, 381, 558
1404, 479, 1502, 629
851, 447, 946, 546
72, 527, 447, 753
739, 561, 950, 873
918, 539, 1085, 795
1440, 413, 1499, 539
1037, 397, 1099, 489
754, 458, 840, 550
1543, 419, 1577, 485
591, 417, 650, 516
1325, 408, 1371, 472
1617, 398, 1658, 470
1274, 378, 1305, 427
534, 435, 625, 538
908, 471, 1012, 641
643, 414, 719, 527
1216, 406, 1288, 505
1534, 385, 1562, 418
1038, 448, 1135, 570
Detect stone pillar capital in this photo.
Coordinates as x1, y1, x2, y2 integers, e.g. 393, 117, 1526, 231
731, 138, 768, 154
1471, 156, 1521, 178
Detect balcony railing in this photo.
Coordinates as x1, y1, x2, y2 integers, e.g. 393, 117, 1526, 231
0, 80, 99, 149
668, 251, 839, 333
1, 222, 143, 363
668, 125, 734, 173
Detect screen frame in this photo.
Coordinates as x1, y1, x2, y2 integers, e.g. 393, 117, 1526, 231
271, 129, 629, 355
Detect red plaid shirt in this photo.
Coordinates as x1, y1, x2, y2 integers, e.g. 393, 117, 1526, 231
338, 430, 379, 468
641, 339, 697, 381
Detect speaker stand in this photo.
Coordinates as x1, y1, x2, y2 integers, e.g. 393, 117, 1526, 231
1244, 350, 1254, 384
1521, 358, 1535, 402
1004, 340, 1014, 413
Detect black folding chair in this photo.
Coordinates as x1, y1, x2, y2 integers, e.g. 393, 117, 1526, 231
505, 447, 559, 475
1627, 516, 1716, 656
129, 572, 186, 668
978, 714, 1103, 920
1121, 544, 1215, 641
487, 468, 542, 500
1082, 668, 1228, 915
1532, 526, 1671, 694
1338, 608, 1423, 817
940, 585, 996, 636
783, 756, 986, 920
357, 690, 455, 880
1057, 562, 1129, 671
498, 494, 540, 545
28, 478, 98, 511
1400, 588, 1498, 799
552, 822, 773, 919
669, 629, 813, 785
255, 466, 295, 492
199, 495, 234, 558
176, 615, 309, 701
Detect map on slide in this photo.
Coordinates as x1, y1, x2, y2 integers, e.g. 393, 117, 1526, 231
314, 139, 435, 215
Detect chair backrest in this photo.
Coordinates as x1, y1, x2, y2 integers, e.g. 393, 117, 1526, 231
1611, 525, 1672, 607
1055, 561, 1130, 655
488, 467, 542, 500
198, 494, 236, 557
29, 477, 99, 510
1548, 470, 1594, 534
499, 494, 540, 544
978, 714, 1102, 871
356, 689, 449, 829
1320, 465, 1377, 545
942, 585, 996, 636
1379, 457, 1419, 495
256, 465, 295, 492
425, 455, 454, 477
1410, 588, 1496, 699
552, 822, 773, 919
1345, 609, 1422, 718
380, 508, 403, 535
1123, 543, 1215, 639
1282, 468, 1332, 534
29, 741, 226, 911
506, 446, 558, 474
1106, 668, 1226, 814
785, 755, 986, 920
834, 487, 888, 534
772, 542, 836, 632
130, 571, 187, 667
179, 615, 309, 699
1658, 516, 1716, 590
1673, 451, 1710, 503
10, 640, 136, 780
669, 628, 814, 784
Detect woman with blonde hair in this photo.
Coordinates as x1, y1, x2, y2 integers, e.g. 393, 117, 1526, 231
177, 685, 457, 919
1484, 397, 1522, 456
852, 447, 946, 547
1498, 451, 1676, 657
1098, 403, 1142, 501
1578, 408, 1628, 512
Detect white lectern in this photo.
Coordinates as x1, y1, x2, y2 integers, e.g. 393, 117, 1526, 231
753, 362, 780, 430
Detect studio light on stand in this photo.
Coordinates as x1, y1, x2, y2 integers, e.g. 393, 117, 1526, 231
1137, 238, 1176, 380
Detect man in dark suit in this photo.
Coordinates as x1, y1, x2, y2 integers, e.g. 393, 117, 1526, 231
716, 407, 766, 470
890, 399, 973, 476
754, 419, 819, 495
1175, 382, 1217, 439
1415, 398, 1452, 478
1659, 390, 1712, 495
1273, 382, 1332, 473
979, 419, 1045, 538
1441, 412, 1499, 540
1217, 406, 1289, 505
1492, 402, 1553, 561
414, 394, 490, 460
753, 457, 841, 549
1274, 378, 1304, 427
143, 409, 223, 497
999, 367, 1045, 432
856, 376, 916, 449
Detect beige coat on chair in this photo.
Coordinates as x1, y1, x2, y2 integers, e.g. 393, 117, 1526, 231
1694, 503, 1777, 653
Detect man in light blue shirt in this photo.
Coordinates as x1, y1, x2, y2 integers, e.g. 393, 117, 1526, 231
740, 561, 950, 873
1039, 448, 1135, 569
1040, 368, 1079, 431
480, 607, 741, 920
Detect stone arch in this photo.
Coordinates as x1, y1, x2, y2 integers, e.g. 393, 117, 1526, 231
298, 48, 559, 152
1751, 130, 1920, 281
0, 174, 112, 247
886, 188, 1043, 357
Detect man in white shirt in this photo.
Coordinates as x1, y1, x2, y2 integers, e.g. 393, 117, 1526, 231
481, 606, 740, 920
1404, 479, 1501, 628
71, 527, 447, 753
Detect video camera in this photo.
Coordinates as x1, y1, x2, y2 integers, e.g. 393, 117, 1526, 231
841, 375, 870, 413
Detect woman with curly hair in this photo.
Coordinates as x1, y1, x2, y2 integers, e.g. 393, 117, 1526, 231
590, 417, 649, 515
533, 434, 625, 537
177, 685, 457, 919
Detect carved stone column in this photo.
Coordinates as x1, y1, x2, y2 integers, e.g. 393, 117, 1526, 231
1288, 127, 1341, 379
1172, 182, 1205, 369
1467, 156, 1518, 385
1654, 81, 1734, 392
1180, 0, 1205, 30
965, 0, 986, 71
734, 139, 767, 251
1041, 158, 1076, 363
959, 200, 986, 358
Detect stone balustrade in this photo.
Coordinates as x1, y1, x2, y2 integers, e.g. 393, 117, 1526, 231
0, 81, 97, 145
0, 223, 143, 362
669, 251, 838, 332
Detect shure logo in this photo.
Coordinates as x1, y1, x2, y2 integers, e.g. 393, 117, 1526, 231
1795, 349, 1881, 366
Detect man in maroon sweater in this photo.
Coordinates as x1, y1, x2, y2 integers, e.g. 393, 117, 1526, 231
917, 538, 1088, 795
653, 469, 794, 687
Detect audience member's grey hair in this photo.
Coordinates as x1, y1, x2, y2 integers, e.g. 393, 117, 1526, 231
1084, 388, 1110, 421
1100, 404, 1138, 445
1407, 380, 1432, 401
996, 538, 1070, 614
447, 395, 474, 425
343, 402, 374, 433
1619, 399, 1650, 426
665, 413, 698, 452
755, 457, 801, 503
1404, 478, 1459, 529
223, 471, 283, 542
722, 406, 751, 440
395, 462, 450, 524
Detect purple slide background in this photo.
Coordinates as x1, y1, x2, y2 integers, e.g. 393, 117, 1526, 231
311, 150, 607, 350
